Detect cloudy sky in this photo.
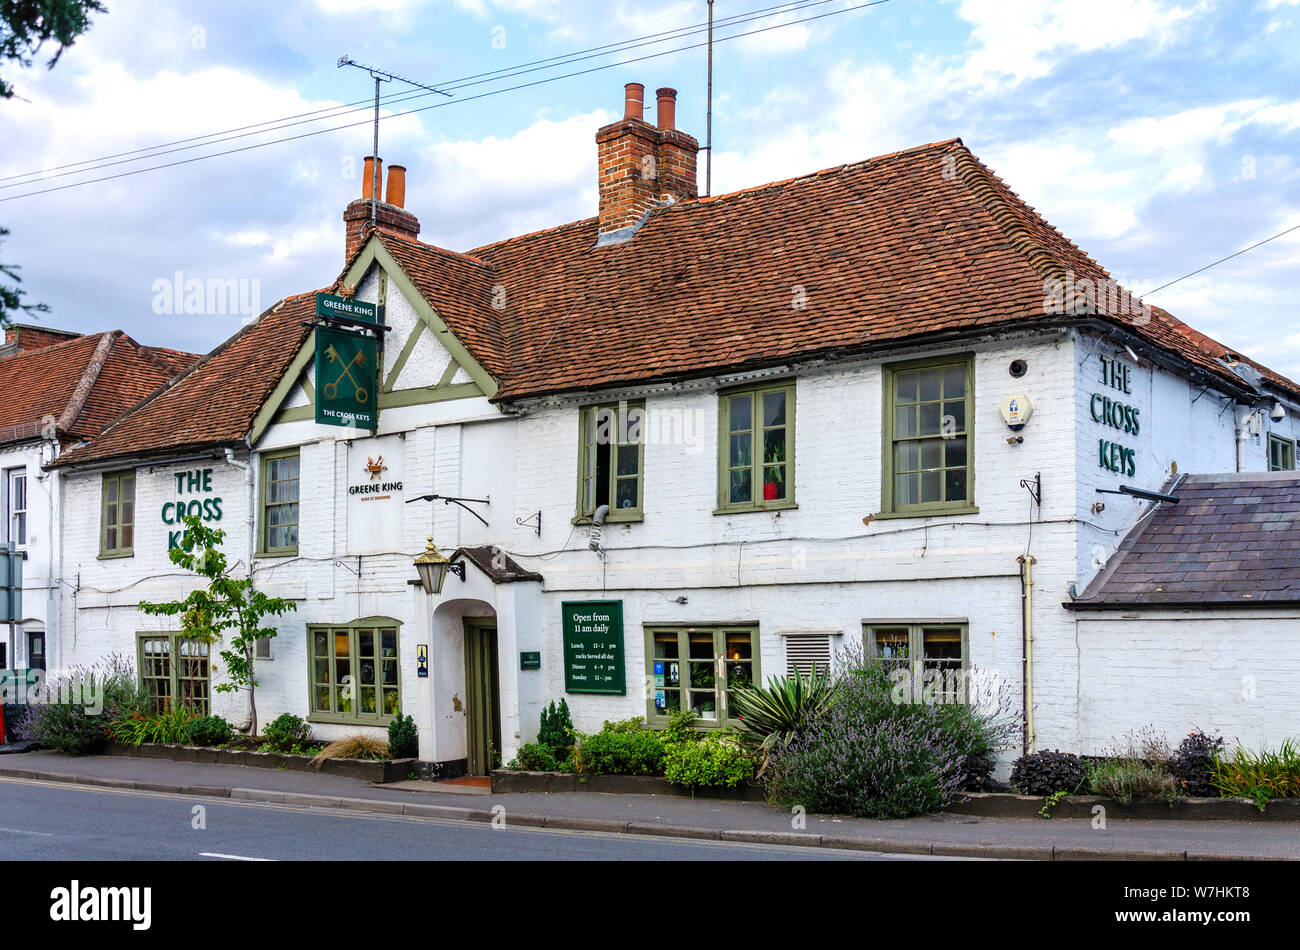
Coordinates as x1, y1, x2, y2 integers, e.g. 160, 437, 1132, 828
1, 0, 1297, 377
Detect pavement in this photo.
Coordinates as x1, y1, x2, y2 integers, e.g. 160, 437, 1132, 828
3, 750, 1299, 860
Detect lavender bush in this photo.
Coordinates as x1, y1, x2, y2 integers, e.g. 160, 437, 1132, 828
766, 646, 1013, 818
17, 655, 147, 754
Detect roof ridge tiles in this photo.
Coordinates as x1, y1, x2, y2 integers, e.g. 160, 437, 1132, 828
379, 231, 493, 269
56, 330, 119, 434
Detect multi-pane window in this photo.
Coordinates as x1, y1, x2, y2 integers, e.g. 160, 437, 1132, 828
866, 622, 967, 701
1269, 434, 1296, 472
100, 471, 135, 557
577, 401, 644, 521
137, 633, 210, 714
882, 356, 974, 515
718, 382, 795, 512
261, 449, 300, 554
308, 620, 400, 723
646, 626, 760, 728
6, 468, 26, 547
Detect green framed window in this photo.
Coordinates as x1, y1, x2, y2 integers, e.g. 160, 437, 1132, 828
866, 622, 967, 702
717, 381, 795, 512
260, 449, 300, 555
1269, 433, 1296, 472
137, 633, 210, 714
881, 355, 975, 516
576, 400, 644, 522
100, 470, 136, 557
307, 618, 401, 725
645, 625, 760, 729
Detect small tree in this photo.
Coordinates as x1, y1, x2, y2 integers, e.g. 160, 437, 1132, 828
139, 514, 296, 736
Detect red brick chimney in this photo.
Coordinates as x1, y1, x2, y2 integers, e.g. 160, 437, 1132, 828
4, 325, 83, 351
344, 157, 421, 261
596, 83, 699, 238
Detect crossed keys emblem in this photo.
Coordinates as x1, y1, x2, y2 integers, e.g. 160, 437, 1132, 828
323, 343, 369, 403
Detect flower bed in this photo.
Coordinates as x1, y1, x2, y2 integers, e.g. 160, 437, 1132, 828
102, 740, 417, 783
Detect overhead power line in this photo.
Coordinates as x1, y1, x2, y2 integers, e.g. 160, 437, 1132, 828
0, 0, 846, 188
1140, 222, 1300, 297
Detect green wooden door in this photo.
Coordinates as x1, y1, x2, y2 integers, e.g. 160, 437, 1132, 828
464, 621, 501, 776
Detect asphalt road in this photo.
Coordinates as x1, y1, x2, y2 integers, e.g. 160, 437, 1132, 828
0, 777, 943, 861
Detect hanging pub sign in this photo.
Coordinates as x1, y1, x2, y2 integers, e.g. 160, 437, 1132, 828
314, 324, 378, 430
315, 292, 377, 324
561, 600, 625, 695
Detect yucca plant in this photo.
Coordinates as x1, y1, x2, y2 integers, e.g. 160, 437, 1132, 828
310, 734, 390, 768
729, 666, 841, 777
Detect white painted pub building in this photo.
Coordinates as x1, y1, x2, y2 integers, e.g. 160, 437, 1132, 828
41, 84, 1300, 774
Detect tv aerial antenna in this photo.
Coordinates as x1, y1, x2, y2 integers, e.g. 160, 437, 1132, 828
338, 57, 452, 227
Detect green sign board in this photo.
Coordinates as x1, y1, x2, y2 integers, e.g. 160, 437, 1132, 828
314, 325, 378, 430
315, 292, 377, 324
520, 651, 541, 671
561, 600, 625, 694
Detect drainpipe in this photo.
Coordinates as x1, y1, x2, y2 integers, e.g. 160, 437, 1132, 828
1019, 554, 1037, 757
1234, 405, 1259, 473
224, 448, 256, 733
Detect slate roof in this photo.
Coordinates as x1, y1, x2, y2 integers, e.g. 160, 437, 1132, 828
51, 137, 1300, 468
454, 545, 543, 584
1068, 472, 1300, 609
0, 331, 191, 447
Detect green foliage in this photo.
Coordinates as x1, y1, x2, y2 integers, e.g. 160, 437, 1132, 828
188, 715, 232, 747
263, 713, 311, 752
507, 742, 561, 772
600, 716, 645, 734
0, 0, 105, 99
574, 729, 665, 775
1086, 756, 1179, 805
18, 656, 147, 753
1169, 729, 1224, 797
729, 667, 840, 776
387, 713, 418, 759
537, 699, 573, 752
664, 733, 755, 790
660, 708, 701, 747
138, 515, 297, 735
1011, 750, 1089, 796
1211, 739, 1300, 813
109, 707, 198, 748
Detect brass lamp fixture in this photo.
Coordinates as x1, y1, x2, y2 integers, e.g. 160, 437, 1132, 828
412, 536, 464, 595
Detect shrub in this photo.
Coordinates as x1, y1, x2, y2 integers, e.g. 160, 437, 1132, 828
20, 657, 149, 754
574, 729, 665, 775
664, 733, 755, 790
660, 708, 701, 747
108, 707, 198, 748
387, 713, 418, 759
187, 715, 232, 747
1169, 729, 1224, 797
729, 667, 840, 776
263, 713, 311, 751
1086, 757, 1179, 804
1010, 750, 1088, 796
310, 734, 388, 767
600, 716, 645, 734
508, 742, 561, 772
1211, 739, 1300, 812
537, 699, 573, 753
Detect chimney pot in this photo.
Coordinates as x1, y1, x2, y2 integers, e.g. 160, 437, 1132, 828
623, 82, 645, 120
656, 88, 677, 130
386, 164, 407, 208
361, 156, 383, 199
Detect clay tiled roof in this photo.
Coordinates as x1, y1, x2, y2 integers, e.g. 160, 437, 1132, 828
1069, 472, 1300, 608
0, 331, 183, 446
53, 138, 1299, 467
52, 294, 316, 466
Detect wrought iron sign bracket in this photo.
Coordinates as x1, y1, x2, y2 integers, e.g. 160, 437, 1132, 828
1019, 472, 1041, 508
516, 511, 541, 537
405, 493, 491, 527
334, 555, 362, 578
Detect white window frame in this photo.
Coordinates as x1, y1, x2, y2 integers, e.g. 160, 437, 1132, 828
6, 467, 27, 548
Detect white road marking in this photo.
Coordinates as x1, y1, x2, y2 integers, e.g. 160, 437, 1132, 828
199, 852, 274, 861
0, 826, 54, 836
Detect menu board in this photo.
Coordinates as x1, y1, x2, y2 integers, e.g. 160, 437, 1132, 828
561, 600, 625, 695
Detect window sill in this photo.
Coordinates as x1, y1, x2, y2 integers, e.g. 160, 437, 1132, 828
572, 512, 643, 526
98, 550, 134, 560
872, 505, 979, 521
713, 500, 799, 516
255, 549, 298, 559
307, 712, 397, 727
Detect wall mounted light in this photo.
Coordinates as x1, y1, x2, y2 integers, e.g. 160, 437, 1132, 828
412, 536, 465, 595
